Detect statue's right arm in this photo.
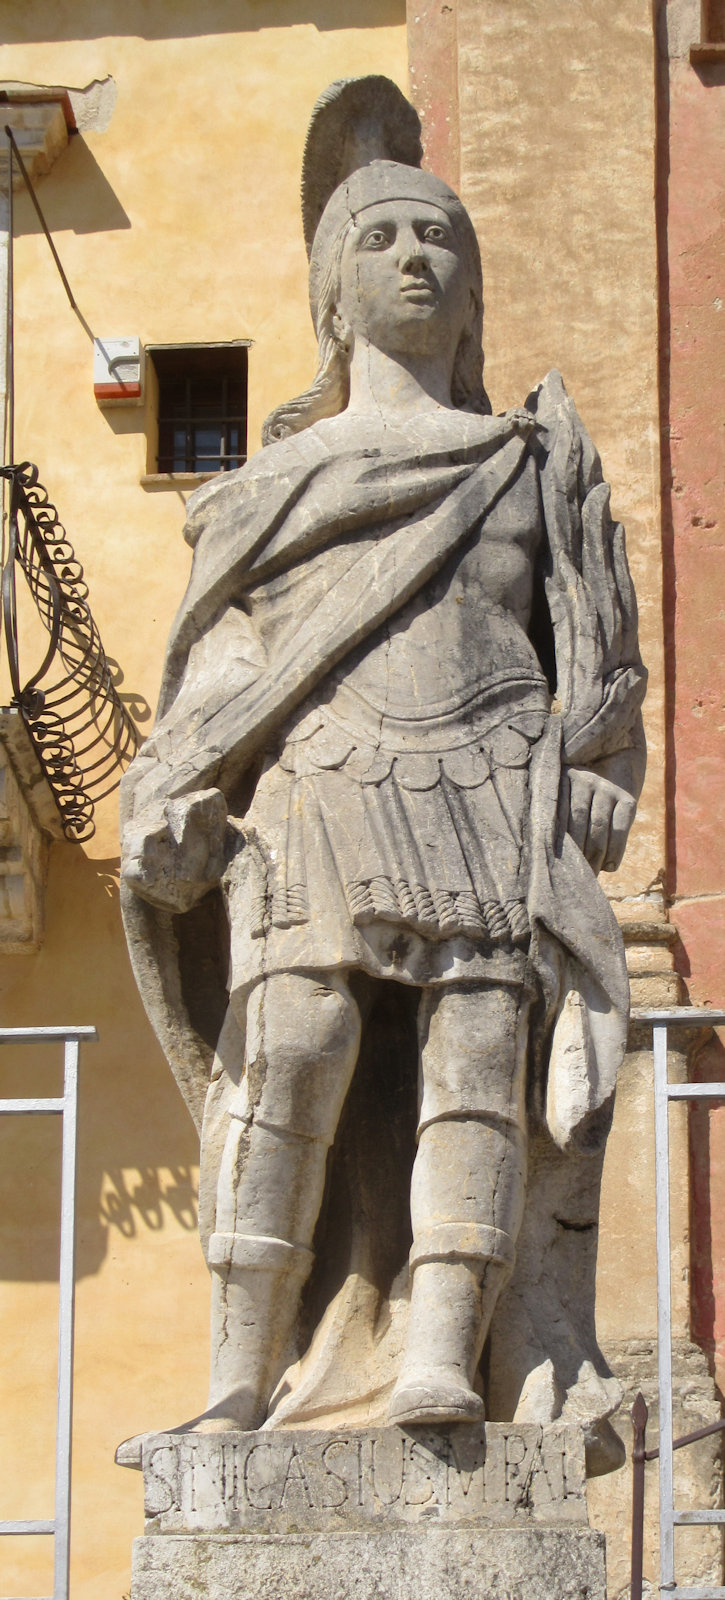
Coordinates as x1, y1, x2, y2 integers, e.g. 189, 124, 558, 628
122, 787, 232, 914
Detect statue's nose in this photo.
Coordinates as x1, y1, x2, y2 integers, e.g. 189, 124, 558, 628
398, 232, 428, 273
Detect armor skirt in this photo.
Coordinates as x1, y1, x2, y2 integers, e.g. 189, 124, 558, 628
225, 674, 551, 991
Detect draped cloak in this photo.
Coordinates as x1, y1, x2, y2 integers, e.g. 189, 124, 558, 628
120, 370, 646, 1460
121, 369, 646, 1155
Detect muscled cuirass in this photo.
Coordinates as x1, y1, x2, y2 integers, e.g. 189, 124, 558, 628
227, 469, 553, 990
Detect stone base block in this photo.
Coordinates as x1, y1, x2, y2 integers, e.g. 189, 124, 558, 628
125, 1423, 609, 1599
131, 1525, 607, 1600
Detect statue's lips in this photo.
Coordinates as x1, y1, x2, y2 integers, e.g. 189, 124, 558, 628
399, 283, 437, 304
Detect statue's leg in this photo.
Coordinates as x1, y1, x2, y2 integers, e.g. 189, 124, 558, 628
389, 982, 530, 1427
203, 969, 361, 1431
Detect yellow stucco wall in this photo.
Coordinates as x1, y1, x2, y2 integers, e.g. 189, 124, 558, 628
0, 6, 407, 1597
457, 0, 663, 901
0, 6, 675, 1599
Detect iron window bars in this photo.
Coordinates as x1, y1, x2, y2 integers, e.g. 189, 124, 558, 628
152, 344, 249, 474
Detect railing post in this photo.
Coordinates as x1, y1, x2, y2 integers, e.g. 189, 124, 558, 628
653, 1021, 676, 1591
53, 1038, 79, 1600
0, 1025, 95, 1600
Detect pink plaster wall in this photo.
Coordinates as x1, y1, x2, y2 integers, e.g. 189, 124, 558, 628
662, 48, 725, 1386
406, 0, 460, 187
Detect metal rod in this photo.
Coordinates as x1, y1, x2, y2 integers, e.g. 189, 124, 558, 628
0, 1026, 97, 1041
4, 127, 78, 317
0, 1028, 94, 1600
5, 127, 14, 469
53, 1039, 78, 1600
653, 1022, 676, 1591
645, 1416, 725, 1459
668, 1590, 725, 1599
630, 1392, 648, 1600
673, 1509, 725, 1524
0, 1521, 54, 1535
667, 1082, 725, 1098
0, 1098, 64, 1113
632, 1008, 725, 1025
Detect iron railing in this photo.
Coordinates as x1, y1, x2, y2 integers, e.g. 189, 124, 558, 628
630, 1007, 725, 1600
0, 1026, 96, 1600
0, 462, 138, 842
2, 125, 138, 843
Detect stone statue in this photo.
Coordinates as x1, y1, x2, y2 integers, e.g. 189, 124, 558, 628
120, 78, 645, 1473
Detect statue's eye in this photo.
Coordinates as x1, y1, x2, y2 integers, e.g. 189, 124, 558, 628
422, 225, 447, 244
361, 229, 389, 250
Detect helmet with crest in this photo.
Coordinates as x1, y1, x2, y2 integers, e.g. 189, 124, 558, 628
263, 76, 490, 444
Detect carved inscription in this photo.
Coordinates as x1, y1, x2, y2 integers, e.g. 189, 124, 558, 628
142, 1423, 587, 1534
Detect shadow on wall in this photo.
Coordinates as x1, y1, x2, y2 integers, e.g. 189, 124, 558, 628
2, 0, 405, 43
11, 134, 131, 235
0, 845, 201, 1282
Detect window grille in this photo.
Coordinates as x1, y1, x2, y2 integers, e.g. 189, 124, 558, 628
150, 344, 249, 475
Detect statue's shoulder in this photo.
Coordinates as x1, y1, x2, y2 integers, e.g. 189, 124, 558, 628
524, 370, 603, 487
523, 368, 593, 442
524, 368, 571, 426
182, 429, 332, 549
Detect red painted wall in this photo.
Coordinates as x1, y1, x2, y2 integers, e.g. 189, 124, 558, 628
660, 35, 725, 1387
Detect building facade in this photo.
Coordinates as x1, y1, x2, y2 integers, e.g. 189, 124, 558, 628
0, 2, 722, 1596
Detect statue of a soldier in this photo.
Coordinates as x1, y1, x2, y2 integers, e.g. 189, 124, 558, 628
120, 78, 645, 1465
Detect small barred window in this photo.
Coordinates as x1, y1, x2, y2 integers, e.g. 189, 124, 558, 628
149, 343, 249, 475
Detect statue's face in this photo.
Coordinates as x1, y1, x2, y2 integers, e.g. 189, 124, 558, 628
334, 198, 475, 366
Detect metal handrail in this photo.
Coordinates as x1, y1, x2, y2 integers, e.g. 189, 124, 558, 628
630, 1007, 725, 1600
0, 1026, 96, 1600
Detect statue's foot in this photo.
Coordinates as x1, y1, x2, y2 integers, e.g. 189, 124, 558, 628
388, 1368, 484, 1427
115, 1392, 266, 1470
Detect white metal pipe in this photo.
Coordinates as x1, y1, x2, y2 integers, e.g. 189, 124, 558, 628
52, 1040, 78, 1600
0, 1028, 96, 1042
0, 1099, 64, 1114
667, 1083, 725, 1099
653, 1022, 676, 1592
0, 1521, 54, 1535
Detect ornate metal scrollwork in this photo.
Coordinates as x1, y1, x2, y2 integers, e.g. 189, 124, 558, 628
1, 462, 139, 842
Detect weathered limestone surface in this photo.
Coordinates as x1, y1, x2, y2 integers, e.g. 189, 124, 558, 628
130, 1423, 607, 1600
140, 1423, 586, 1534
131, 1525, 607, 1600
119, 76, 646, 1464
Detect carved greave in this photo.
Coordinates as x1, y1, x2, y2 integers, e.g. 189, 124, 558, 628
214, 971, 361, 1250
206, 1233, 314, 1426
214, 1118, 333, 1247
410, 1115, 526, 1273
393, 1113, 527, 1416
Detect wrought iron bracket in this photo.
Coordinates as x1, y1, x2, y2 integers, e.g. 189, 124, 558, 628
0, 462, 138, 841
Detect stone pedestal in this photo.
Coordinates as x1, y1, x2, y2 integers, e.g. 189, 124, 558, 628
128, 1423, 608, 1600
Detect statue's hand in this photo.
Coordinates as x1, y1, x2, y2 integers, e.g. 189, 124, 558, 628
565, 767, 637, 874
122, 788, 229, 913
504, 407, 539, 439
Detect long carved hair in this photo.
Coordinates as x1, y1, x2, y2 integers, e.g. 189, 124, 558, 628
262, 218, 491, 447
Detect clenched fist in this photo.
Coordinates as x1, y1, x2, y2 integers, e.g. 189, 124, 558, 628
565, 766, 637, 874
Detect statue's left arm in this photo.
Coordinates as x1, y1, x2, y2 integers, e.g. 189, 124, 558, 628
530, 369, 647, 876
